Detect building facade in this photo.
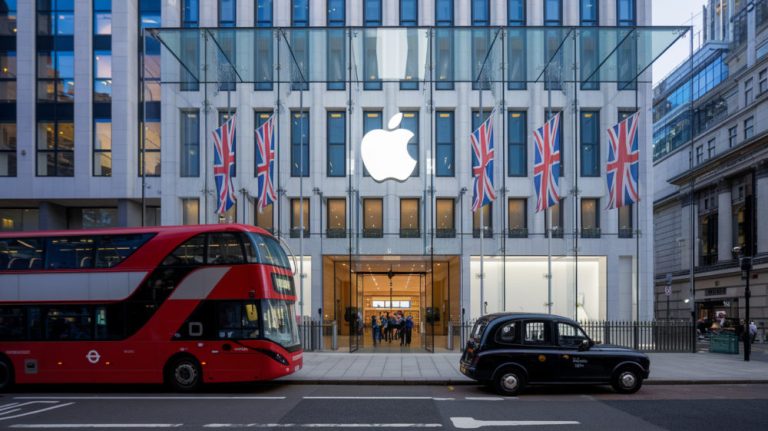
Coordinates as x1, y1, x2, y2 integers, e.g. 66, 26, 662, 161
653, 0, 768, 327
1, 0, 660, 350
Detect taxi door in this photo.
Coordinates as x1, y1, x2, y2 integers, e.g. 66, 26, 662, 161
554, 321, 604, 382
516, 320, 559, 383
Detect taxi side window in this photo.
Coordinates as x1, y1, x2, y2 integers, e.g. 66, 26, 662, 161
496, 321, 519, 344
523, 321, 551, 345
557, 322, 588, 348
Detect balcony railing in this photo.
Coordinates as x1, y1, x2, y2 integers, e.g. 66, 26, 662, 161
399, 228, 420, 238
581, 227, 601, 239
473, 229, 493, 238
290, 228, 310, 238
436, 228, 456, 238
363, 228, 383, 238
508, 228, 528, 238
619, 228, 633, 238
326, 228, 346, 239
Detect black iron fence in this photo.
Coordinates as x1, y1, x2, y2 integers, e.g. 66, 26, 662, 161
298, 318, 337, 351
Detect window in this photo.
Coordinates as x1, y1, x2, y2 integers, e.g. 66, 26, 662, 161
544, 0, 562, 25
0, 209, 39, 232
580, 0, 599, 90
255, 203, 273, 234
291, 111, 309, 177
326, 0, 345, 90
744, 117, 754, 140
215, 301, 260, 339
729, 126, 737, 147
0, 238, 43, 270
548, 199, 564, 238
507, 1, 526, 90
0, 123, 16, 177
181, 0, 199, 27
0, 0, 17, 35
400, 0, 418, 26
435, 0, 453, 26
46, 237, 96, 270
182, 198, 199, 225
760, 69, 767, 94
399, 0, 419, 89
557, 322, 589, 348
362, 111, 382, 177
580, 0, 599, 25
523, 321, 550, 345
616, 0, 636, 89
436, 198, 455, 238
219, 0, 236, 27
37, 0, 74, 35
496, 321, 519, 344
400, 198, 420, 238
207, 233, 245, 265
254, 111, 273, 178
291, 198, 310, 238
745, 77, 754, 105
581, 198, 600, 238
707, 138, 716, 159
36, 121, 74, 177
363, 198, 383, 238
256, 0, 273, 27
473, 204, 492, 238
507, 111, 526, 176
617, 0, 635, 26
92, 2, 111, 177
580, 111, 600, 177
508, 0, 525, 25
402, 112, 419, 177
695, 145, 703, 165
290, 1, 309, 90
46, 307, 92, 340
508, 198, 527, 238
545, 110, 564, 176
180, 110, 199, 177
93, 119, 112, 176
254, 0, 273, 90
140, 0, 162, 176
327, 112, 345, 177
619, 204, 633, 238
471, 0, 489, 25
435, 28, 454, 90
292, 0, 309, 26
364, 0, 382, 26
95, 234, 154, 268
327, 198, 346, 238
436, 112, 454, 176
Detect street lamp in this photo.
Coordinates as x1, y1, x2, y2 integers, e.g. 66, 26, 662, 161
733, 246, 752, 362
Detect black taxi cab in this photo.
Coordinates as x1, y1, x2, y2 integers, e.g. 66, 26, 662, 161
459, 313, 650, 395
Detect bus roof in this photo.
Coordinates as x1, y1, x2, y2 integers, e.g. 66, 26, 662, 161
0, 224, 272, 239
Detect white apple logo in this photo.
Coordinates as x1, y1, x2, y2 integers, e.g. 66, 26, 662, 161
360, 113, 416, 182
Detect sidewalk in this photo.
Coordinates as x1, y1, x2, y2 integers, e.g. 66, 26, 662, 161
279, 350, 768, 385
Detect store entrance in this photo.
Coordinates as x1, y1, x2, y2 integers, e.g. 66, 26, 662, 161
322, 255, 459, 353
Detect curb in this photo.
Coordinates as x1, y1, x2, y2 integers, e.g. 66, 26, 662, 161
278, 379, 768, 386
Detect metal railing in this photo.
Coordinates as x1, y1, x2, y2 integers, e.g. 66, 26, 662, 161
298, 318, 338, 351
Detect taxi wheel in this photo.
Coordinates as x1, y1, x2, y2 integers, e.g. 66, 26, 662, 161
167, 356, 202, 392
611, 367, 643, 394
0, 356, 14, 392
493, 368, 525, 396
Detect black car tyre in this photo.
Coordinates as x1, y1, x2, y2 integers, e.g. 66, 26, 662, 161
493, 368, 525, 396
166, 356, 202, 392
0, 356, 14, 392
611, 367, 643, 394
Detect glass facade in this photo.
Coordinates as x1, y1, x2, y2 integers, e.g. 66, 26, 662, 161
0, 0, 15, 177
435, 111, 454, 177
291, 111, 309, 177
580, 111, 599, 177
93, 0, 111, 177
508, 111, 526, 176
326, 198, 346, 238
508, 198, 527, 238
399, 198, 420, 238
581, 198, 600, 238
363, 198, 383, 238
180, 110, 200, 177
291, 198, 310, 238
327, 112, 345, 177
435, 198, 455, 238
140, 0, 161, 176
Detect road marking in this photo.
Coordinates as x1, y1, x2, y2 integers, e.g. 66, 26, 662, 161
303, 396, 433, 400
11, 425, 183, 429
464, 397, 505, 401
450, 417, 580, 429
0, 403, 21, 411
204, 424, 442, 428
0, 403, 74, 422
15, 396, 285, 401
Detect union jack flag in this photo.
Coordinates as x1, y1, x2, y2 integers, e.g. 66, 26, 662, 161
256, 114, 277, 213
533, 113, 561, 212
471, 111, 496, 212
212, 114, 237, 215
606, 112, 640, 209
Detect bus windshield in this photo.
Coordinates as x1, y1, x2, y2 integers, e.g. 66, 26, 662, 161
262, 299, 300, 348
247, 233, 291, 270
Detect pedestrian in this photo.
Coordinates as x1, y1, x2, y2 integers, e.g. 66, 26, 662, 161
736, 320, 746, 341
371, 315, 380, 345
749, 321, 758, 343
404, 315, 413, 346
382, 312, 390, 342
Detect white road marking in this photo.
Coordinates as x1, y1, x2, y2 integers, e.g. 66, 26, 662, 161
432, 398, 455, 401
0, 403, 21, 411
204, 424, 442, 428
450, 417, 580, 429
14, 396, 285, 401
464, 397, 505, 401
11, 425, 183, 429
0, 402, 73, 421
303, 396, 433, 400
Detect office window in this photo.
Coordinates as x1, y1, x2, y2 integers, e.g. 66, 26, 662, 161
327, 112, 345, 177
744, 117, 754, 140
292, 0, 309, 26
616, 0, 636, 89
507, 0, 526, 90
617, 0, 636, 26
326, 0, 345, 25
140, 0, 162, 176
365, 0, 382, 26
36, 122, 74, 177
508, 198, 527, 238
327, 198, 346, 238
544, 0, 562, 25
400, 0, 418, 26
254, 0, 273, 90
182, 198, 200, 225
256, 0, 273, 27
436, 112, 454, 177
219, 0, 236, 26
362, 111, 382, 177
255, 203, 273, 233
508, 111, 526, 176
545, 110, 564, 176
471, 0, 489, 25
436, 198, 455, 238
473, 204, 492, 238
181, 0, 199, 27
400, 198, 420, 238
508, 0, 525, 25
695, 145, 703, 164
548, 199, 564, 238
435, 28, 454, 90
619, 204, 633, 238
179, 7, 199, 92
543, 0, 562, 91
400, 1, 418, 89
402, 112, 419, 177
180, 110, 199, 177
37, 0, 74, 35
760, 69, 767, 94
1, 0, 17, 35
580, 111, 599, 177
363, 198, 383, 238
435, 0, 453, 26
745, 77, 754, 105
291, 1, 309, 91
729, 126, 737, 147
580, 0, 599, 90
580, 0, 599, 25
707, 138, 716, 159
326, 0, 345, 90
581, 198, 600, 238
0, 123, 16, 177
291, 111, 309, 177
93, 119, 112, 176
363, 28, 381, 90
93, 1, 112, 177
291, 198, 310, 238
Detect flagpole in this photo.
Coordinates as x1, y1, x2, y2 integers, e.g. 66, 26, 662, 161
546, 65, 553, 315
299, 86, 305, 319
227, 64, 234, 223
479, 78, 484, 317
203, 31, 210, 224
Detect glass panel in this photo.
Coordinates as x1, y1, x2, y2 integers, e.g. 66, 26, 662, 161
399, 198, 419, 237
363, 198, 383, 237
327, 198, 346, 237
181, 198, 199, 225
435, 198, 455, 237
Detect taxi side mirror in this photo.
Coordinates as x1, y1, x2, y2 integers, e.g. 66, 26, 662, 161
578, 339, 593, 351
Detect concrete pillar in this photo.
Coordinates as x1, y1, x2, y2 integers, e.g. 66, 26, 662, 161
717, 180, 733, 262
39, 202, 67, 230
118, 199, 143, 227
679, 190, 697, 272
757, 163, 768, 254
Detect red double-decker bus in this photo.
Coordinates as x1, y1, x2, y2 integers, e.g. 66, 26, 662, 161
0, 224, 302, 391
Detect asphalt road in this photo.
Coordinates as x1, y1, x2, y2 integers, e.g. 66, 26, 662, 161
1, 384, 767, 430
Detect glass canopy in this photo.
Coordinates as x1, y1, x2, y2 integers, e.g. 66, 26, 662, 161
146, 26, 689, 85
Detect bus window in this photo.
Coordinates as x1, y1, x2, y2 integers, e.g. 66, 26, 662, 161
162, 235, 205, 266
95, 233, 154, 268
46, 306, 92, 340
0, 238, 43, 270
247, 233, 291, 269
94, 305, 125, 340
262, 299, 300, 348
217, 301, 260, 339
46, 237, 96, 269
207, 233, 245, 265
0, 307, 25, 340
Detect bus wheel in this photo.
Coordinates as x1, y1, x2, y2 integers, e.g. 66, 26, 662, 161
0, 356, 14, 392
167, 356, 202, 392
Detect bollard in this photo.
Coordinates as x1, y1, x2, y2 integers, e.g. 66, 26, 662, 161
315, 320, 323, 351
331, 320, 338, 350
447, 322, 454, 350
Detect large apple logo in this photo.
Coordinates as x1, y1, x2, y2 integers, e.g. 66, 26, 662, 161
360, 113, 416, 182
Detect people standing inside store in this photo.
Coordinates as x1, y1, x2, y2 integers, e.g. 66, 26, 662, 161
371, 315, 381, 345
382, 312, 390, 342
404, 315, 413, 346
